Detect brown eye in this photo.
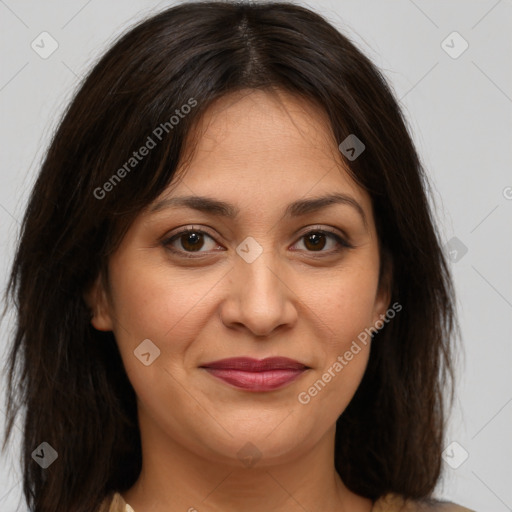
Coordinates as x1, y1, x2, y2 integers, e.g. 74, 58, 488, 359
179, 231, 205, 252
303, 232, 327, 251
162, 226, 352, 259
293, 229, 352, 255
162, 228, 221, 257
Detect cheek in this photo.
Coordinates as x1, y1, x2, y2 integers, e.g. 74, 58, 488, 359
108, 255, 217, 342
106, 258, 216, 422
297, 282, 374, 424
106, 252, 229, 395
296, 261, 378, 410
308, 262, 380, 346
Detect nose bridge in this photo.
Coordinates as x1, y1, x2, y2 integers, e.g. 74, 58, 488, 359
237, 243, 282, 308
224, 237, 295, 336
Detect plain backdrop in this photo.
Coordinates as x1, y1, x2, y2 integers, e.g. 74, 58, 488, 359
1, 1, 511, 510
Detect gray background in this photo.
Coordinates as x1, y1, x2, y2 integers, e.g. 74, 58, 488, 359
1, 0, 511, 510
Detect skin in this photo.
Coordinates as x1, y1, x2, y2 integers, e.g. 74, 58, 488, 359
85, 88, 391, 512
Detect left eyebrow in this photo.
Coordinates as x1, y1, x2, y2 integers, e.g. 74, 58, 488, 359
149, 192, 368, 229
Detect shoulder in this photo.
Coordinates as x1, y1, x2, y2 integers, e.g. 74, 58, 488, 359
372, 493, 476, 512
98, 491, 135, 512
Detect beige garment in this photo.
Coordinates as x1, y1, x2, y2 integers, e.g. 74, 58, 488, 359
371, 493, 476, 511
98, 492, 134, 512
99, 490, 476, 512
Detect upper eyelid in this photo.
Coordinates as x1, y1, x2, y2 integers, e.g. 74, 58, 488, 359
164, 224, 347, 239
163, 225, 350, 250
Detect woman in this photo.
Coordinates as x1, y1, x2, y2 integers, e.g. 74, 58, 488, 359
2, 1, 475, 511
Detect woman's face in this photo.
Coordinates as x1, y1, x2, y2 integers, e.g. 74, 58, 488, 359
88, 88, 390, 467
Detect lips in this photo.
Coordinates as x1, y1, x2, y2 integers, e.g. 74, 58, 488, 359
200, 357, 308, 371
199, 357, 309, 391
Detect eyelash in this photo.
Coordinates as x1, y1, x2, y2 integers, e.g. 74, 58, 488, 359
161, 225, 354, 259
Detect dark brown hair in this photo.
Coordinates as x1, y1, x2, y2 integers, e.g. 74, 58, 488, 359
1, 1, 457, 511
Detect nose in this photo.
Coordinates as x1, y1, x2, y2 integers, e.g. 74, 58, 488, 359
219, 248, 298, 338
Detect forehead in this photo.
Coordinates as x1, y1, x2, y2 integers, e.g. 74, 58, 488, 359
149, 88, 373, 225
181, 89, 342, 174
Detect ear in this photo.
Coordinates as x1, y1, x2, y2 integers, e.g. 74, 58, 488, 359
372, 246, 393, 324
83, 273, 114, 332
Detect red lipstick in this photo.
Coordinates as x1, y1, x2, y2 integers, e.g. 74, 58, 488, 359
199, 357, 308, 391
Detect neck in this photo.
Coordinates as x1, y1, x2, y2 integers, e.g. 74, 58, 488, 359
122, 410, 373, 512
